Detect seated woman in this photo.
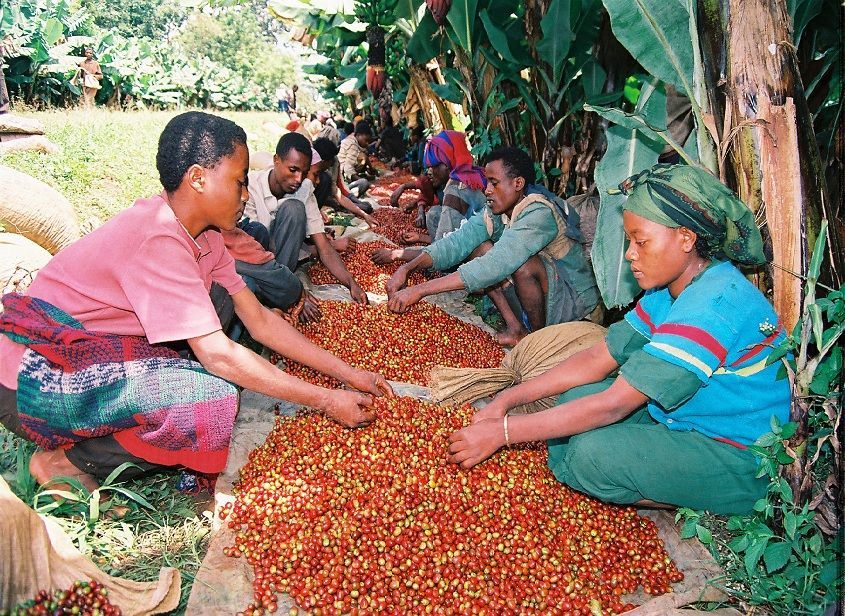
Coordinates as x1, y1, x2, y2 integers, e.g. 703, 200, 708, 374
373, 131, 487, 265
446, 164, 790, 515
0, 112, 392, 494
386, 147, 598, 346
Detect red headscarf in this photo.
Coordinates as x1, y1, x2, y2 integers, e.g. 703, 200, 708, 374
423, 130, 487, 191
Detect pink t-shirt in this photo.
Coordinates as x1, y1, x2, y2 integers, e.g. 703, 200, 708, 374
0, 193, 246, 389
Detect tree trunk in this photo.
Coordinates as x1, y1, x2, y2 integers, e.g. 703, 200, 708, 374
724, 0, 833, 328
722, 0, 835, 505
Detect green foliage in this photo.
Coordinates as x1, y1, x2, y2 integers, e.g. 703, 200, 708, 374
1, 0, 297, 110
601, 0, 693, 92
589, 80, 665, 308
676, 417, 842, 611
78, 0, 188, 40
176, 9, 296, 97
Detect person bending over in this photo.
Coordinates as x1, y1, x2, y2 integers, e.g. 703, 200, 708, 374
0, 112, 392, 494
386, 146, 598, 346
446, 163, 789, 516
241, 133, 369, 311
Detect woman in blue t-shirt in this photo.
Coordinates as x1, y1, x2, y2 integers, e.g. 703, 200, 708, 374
445, 164, 791, 515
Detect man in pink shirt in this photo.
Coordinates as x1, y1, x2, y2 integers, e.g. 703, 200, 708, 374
0, 112, 392, 495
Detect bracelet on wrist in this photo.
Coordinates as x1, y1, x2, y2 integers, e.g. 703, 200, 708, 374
503, 414, 510, 447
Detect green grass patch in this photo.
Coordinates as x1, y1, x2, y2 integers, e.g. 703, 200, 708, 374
0, 108, 287, 225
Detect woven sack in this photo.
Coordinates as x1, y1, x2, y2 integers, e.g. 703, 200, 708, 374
429, 321, 607, 414
0, 165, 81, 254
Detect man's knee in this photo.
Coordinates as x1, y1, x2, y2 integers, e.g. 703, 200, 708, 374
512, 256, 545, 284
274, 199, 307, 227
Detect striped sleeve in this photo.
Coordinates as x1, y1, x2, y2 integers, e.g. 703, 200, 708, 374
643, 318, 733, 382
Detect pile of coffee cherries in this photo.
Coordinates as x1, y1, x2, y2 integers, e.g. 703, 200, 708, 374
308, 241, 429, 295
12, 580, 121, 616
223, 396, 683, 615
369, 208, 420, 246
282, 301, 505, 386
368, 171, 418, 208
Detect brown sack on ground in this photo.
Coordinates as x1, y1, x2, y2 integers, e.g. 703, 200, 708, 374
0, 232, 52, 294
429, 321, 607, 414
0, 165, 81, 254
0, 476, 181, 615
0, 114, 45, 135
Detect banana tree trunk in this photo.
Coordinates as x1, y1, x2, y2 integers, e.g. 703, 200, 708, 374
720, 0, 839, 506
723, 0, 833, 331
407, 64, 453, 131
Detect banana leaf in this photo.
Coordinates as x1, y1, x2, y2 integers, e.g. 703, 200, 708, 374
536, 0, 575, 85
601, 0, 692, 91
590, 81, 666, 308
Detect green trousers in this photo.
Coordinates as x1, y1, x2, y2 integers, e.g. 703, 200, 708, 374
546, 379, 768, 515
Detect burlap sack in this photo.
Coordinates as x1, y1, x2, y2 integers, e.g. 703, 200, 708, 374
0, 476, 181, 615
0, 232, 52, 294
0, 165, 81, 254
429, 322, 607, 414
0, 114, 44, 135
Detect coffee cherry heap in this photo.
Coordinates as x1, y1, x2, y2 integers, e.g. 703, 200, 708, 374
13, 579, 121, 616
223, 396, 684, 615
308, 241, 429, 295
282, 301, 505, 386
368, 170, 418, 208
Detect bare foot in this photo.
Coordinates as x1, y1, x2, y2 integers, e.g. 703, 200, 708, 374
495, 328, 528, 347
30, 449, 99, 493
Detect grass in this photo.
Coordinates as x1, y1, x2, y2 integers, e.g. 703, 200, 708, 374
0, 107, 290, 614
0, 107, 287, 224
1, 425, 212, 615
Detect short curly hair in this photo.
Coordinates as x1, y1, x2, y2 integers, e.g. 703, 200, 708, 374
156, 112, 247, 192
313, 137, 339, 164
484, 146, 536, 185
275, 132, 312, 160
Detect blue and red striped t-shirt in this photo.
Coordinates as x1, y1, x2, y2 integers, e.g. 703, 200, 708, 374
624, 260, 791, 446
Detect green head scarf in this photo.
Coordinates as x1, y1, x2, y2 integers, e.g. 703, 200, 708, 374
620, 164, 766, 266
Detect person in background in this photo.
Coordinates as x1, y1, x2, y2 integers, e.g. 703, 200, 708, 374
0, 112, 392, 495
401, 125, 427, 175
338, 120, 376, 197
242, 132, 369, 309
372, 130, 486, 264
313, 137, 379, 228
446, 163, 789, 517
375, 116, 406, 165
74, 47, 102, 109
276, 85, 290, 113
386, 146, 598, 346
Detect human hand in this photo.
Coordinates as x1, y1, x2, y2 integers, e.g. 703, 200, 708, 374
323, 389, 376, 428
385, 269, 409, 297
413, 210, 426, 228
362, 213, 379, 229
471, 401, 508, 424
299, 293, 322, 324
349, 281, 369, 305
346, 369, 394, 398
389, 188, 402, 208
386, 287, 420, 314
446, 419, 507, 469
333, 236, 356, 253
371, 248, 398, 265
399, 230, 422, 245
